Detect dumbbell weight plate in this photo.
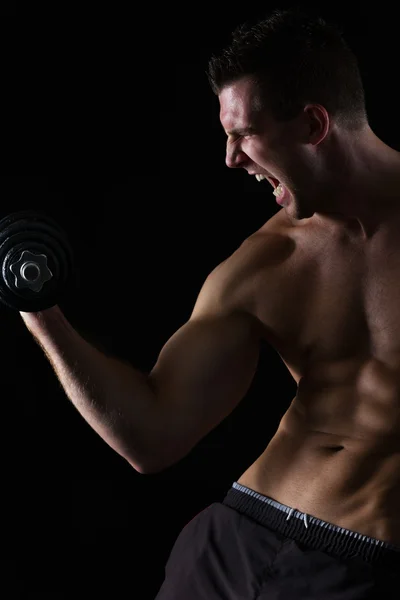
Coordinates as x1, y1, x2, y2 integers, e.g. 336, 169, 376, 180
0, 210, 74, 312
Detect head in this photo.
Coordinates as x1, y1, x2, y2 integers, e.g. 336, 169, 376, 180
207, 8, 372, 220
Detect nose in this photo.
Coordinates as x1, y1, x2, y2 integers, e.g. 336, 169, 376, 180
225, 142, 247, 169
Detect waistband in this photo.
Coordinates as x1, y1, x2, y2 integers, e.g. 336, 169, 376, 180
222, 482, 400, 569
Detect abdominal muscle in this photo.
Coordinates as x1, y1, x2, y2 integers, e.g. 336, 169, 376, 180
237, 364, 400, 546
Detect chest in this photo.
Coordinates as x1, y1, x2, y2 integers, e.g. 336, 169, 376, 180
255, 221, 400, 363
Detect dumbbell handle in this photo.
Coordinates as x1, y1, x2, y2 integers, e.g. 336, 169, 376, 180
9, 249, 53, 293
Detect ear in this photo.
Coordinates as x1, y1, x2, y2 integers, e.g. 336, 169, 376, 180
303, 104, 330, 146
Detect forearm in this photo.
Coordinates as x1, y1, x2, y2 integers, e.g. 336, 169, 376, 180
20, 306, 160, 473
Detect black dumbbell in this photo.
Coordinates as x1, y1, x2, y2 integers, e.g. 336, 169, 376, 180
0, 210, 74, 312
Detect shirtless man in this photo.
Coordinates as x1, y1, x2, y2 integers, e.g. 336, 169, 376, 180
21, 8, 400, 599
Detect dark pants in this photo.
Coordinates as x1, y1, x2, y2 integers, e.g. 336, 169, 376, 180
155, 481, 400, 599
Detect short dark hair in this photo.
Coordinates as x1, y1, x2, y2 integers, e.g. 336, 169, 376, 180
207, 8, 367, 130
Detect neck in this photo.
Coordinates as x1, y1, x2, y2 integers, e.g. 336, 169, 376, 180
313, 125, 400, 239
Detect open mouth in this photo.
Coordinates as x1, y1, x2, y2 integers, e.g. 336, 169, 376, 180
254, 174, 286, 202
255, 174, 280, 189
269, 177, 281, 189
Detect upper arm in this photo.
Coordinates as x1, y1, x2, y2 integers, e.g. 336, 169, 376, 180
147, 264, 262, 471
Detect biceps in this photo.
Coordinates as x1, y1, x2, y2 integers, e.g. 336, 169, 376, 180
148, 314, 260, 462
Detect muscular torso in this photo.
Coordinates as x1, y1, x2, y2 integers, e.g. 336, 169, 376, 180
236, 206, 400, 546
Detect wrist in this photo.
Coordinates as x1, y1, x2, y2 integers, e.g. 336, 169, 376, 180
20, 305, 68, 336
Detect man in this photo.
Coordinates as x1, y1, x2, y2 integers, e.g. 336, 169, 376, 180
21, 8, 400, 599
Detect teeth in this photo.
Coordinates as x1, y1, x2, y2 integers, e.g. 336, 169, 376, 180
255, 174, 266, 182
273, 183, 284, 197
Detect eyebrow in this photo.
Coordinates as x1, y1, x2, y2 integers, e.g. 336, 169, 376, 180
225, 126, 256, 136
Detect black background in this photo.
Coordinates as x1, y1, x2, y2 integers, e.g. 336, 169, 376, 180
3, 2, 399, 598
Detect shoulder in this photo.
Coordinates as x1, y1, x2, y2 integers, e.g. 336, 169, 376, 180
228, 209, 296, 277
194, 210, 295, 318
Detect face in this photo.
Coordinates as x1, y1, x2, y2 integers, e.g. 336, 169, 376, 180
218, 76, 330, 220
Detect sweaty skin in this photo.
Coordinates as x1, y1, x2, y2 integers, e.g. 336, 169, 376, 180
218, 77, 400, 546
